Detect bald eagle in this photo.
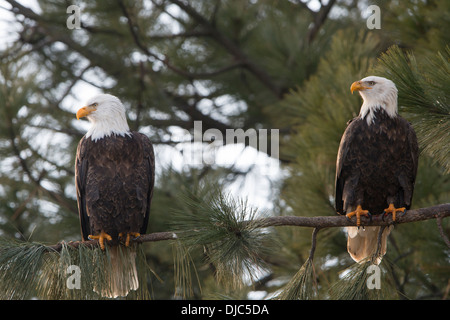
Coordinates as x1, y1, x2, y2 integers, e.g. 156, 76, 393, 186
75, 94, 155, 297
335, 76, 418, 264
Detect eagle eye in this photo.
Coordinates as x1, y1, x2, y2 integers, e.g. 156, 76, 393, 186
368, 81, 376, 86
91, 103, 98, 107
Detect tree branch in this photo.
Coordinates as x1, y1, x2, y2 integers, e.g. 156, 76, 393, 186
119, 0, 242, 81
5, 0, 113, 72
307, 0, 336, 44
45, 203, 449, 252
3, 93, 77, 215
308, 228, 320, 261
46, 231, 177, 252
436, 216, 450, 249
258, 203, 450, 228
168, 0, 283, 98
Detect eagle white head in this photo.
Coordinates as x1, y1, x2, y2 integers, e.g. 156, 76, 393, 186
351, 76, 398, 125
76, 94, 131, 141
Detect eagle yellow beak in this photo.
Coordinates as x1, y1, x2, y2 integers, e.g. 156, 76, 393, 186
76, 105, 97, 120
350, 81, 372, 94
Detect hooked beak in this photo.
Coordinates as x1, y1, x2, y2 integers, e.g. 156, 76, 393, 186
76, 105, 97, 120
350, 81, 372, 94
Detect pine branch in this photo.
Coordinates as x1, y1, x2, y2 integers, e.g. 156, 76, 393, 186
307, 0, 337, 44
168, 0, 284, 98
46, 231, 177, 252
45, 203, 450, 252
258, 203, 450, 228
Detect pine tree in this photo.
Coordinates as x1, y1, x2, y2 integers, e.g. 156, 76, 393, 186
0, 0, 448, 300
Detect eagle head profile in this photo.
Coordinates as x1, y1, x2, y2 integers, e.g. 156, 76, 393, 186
351, 76, 398, 125
76, 93, 131, 141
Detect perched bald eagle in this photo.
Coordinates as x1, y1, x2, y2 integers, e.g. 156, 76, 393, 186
335, 76, 418, 264
75, 94, 155, 297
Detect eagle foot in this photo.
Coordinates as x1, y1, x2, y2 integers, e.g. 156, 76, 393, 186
382, 204, 406, 222
88, 231, 113, 250
119, 232, 141, 247
346, 205, 370, 227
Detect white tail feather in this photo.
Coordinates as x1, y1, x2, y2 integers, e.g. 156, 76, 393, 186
346, 226, 393, 265
95, 246, 139, 298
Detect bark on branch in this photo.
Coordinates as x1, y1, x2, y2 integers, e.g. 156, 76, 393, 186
258, 203, 450, 228
46, 203, 450, 252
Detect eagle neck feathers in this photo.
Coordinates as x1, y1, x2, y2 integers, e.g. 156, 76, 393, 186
85, 118, 131, 141
359, 88, 398, 125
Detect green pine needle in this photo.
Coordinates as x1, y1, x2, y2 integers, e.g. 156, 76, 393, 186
0, 237, 48, 299
0, 237, 152, 300
171, 185, 277, 290
277, 258, 318, 300
329, 259, 396, 300
172, 240, 200, 299
372, 45, 450, 173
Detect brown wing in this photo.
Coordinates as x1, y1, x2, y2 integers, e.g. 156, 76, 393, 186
335, 118, 359, 215
395, 118, 419, 209
75, 136, 91, 241
134, 132, 155, 235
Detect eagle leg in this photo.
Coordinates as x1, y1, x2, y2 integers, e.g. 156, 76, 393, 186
119, 232, 141, 247
383, 203, 406, 222
88, 231, 113, 250
345, 205, 370, 227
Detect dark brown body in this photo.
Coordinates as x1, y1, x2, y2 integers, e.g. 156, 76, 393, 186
335, 110, 418, 216
75, 132, 155, 243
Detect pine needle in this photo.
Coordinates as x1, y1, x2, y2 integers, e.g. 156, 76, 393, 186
277, 258, 318, 300
173, 240, 200, 299
372, 45, 450, 173
328, 259, 396, 300
170, 184, 278, 290
0, 237, 152, 300
0, 237, 48, 299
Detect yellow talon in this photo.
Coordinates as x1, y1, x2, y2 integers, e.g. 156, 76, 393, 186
119, 232, 141, 246
383, 203, 405, 222
346, 205, 370, 226
89, 231, 112, 250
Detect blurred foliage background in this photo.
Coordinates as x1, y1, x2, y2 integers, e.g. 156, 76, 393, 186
0, 0, 448, 299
